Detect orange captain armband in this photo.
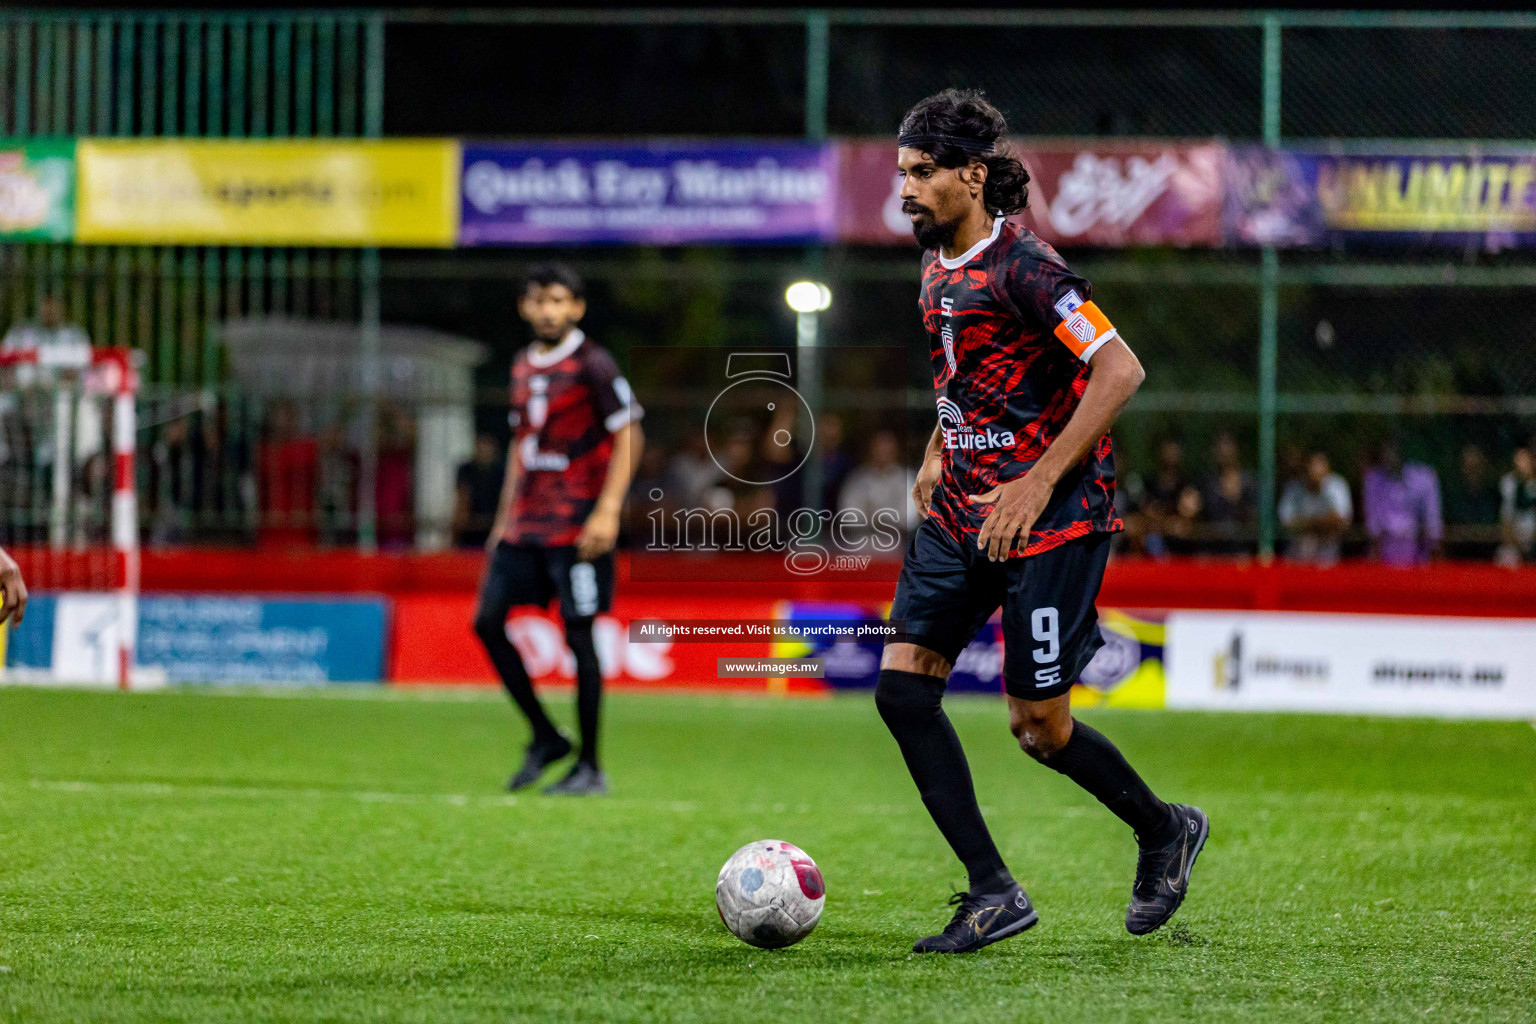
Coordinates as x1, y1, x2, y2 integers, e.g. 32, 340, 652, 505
1051, 292, 1118, 361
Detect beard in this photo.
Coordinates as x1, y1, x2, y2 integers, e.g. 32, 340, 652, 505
904, 200, 958, 251
530, 320, 574, 342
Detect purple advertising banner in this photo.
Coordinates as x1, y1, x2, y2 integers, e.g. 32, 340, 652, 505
1226, 146, 1536, 250
459, 142, 839, 245
837, 139, 1225, 248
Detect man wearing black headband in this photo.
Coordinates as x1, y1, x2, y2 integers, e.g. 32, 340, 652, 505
875, 88, 1208, 953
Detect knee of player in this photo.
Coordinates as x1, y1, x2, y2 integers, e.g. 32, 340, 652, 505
874, 668, 944, 725
563, 618, 597, 650
1009, 707, 1071, 760
880, 642, 951, 677
472, 609, 506, 640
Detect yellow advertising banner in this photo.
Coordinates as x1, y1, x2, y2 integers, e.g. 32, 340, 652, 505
76, 139, 460, 246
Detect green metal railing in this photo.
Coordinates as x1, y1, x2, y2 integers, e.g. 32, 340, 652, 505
1, 8, 1534, 557
0, 12, 387, 546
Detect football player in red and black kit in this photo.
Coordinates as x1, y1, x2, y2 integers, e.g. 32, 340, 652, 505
878, 90, 1208, 952
475, 264, 643, 796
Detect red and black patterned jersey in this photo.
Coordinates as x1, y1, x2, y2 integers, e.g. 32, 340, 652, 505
920, 218, 1124, 557
501, 330, 642, 546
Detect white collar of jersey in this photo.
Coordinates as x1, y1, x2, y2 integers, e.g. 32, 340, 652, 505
526, 328, 585, 368
937, 216, 1005, 270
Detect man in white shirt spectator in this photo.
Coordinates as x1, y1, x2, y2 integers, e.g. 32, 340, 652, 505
1278, 451, 1352, 565
837, 429, 917, 549
1, 292, 90, 360
0, 293, 103, 544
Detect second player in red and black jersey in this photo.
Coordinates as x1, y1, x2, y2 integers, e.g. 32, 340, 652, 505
474, 263, 644, 798
504, 330, 638, 547
875, 89, 1207, 958
919, 217, 1123, 556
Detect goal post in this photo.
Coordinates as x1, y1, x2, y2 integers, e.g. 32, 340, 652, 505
0, 346, 139, 689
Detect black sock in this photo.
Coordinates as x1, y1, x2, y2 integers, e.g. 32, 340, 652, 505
876, 669, 1014, 894
1040, 720, 1178, 846
566, 619, 602, 769
475, 608, 560, 744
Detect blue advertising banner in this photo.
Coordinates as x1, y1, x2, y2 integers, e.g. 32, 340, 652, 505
1226, 146, 1536, 250
774, 601, 1005, 694
458, 142, 839, 245
1, 594, 388, 685
138, 596, 387, 684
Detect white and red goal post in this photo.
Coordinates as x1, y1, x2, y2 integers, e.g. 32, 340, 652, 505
0, 346, 140, 688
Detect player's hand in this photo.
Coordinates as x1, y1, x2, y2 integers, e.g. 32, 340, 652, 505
0, 548, 27, 626
912, 456, 942, 519
968, 473, 1053, 562
576, 506, 620, 561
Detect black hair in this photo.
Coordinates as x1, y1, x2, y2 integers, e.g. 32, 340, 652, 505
897, 88, 1030, 216
520, 262, 585, 300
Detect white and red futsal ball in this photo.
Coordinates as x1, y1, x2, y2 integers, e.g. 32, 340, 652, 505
715, 840, 826, 948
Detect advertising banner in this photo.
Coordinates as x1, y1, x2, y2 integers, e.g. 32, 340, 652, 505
770, 601, 1167, 706
136, 596, 388, 684
458, 142, 838, 245
76, 139, 460, 246
1225, 146, 1536, 249
388, 593, 826, 691
1165, 611, 1536, 719
836, 139, 1225, 248
0, 140, 74, 240
2, 594, 388, 685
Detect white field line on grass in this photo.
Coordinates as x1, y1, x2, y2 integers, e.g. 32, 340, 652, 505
11, 779, 1524, 823
16, 778, 879, 816
15, 778, 667, 810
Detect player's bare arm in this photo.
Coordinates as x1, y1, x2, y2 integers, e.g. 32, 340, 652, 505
487, 438, 524, 552
576, 420, 644, 561
911, 424, 943, 518
0, 545, 27, 625
969, 336, 1145, 561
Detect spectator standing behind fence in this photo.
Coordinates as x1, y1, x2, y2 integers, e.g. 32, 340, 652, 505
1110, 447, 1148, 555
1141, 438, 1201, 555
836, 429, 918, 547
1443, 444, 1502, 560
257, 400, 319, 548
1362, 440, 1441, 567
818, 412, 855, 512
1, 292, 96, 453
1, 292, 91, 365
2, 293, 104, 517
663, 434, 719, 510
375, 402, 416, 550
455, 433, 506, 549
1201, 431, 1257, 555
1498, 446, 1536, 566
148, 416, 196, 545
1278, 451, 1352, 565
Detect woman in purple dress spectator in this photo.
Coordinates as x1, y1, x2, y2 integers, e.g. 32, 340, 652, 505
1362, 439, 1442, 567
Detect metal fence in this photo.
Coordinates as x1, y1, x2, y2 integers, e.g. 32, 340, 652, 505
2, 8, 1535, 560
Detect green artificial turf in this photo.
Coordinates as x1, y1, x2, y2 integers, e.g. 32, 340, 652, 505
0, 685, 1532, 1022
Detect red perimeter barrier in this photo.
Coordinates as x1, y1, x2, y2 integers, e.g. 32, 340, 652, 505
120, 549, 1536, 686
135, 549, 1536, 619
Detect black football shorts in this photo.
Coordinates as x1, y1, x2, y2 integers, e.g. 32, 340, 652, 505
887, 519, 1111, 700
477, 542, 615, 623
